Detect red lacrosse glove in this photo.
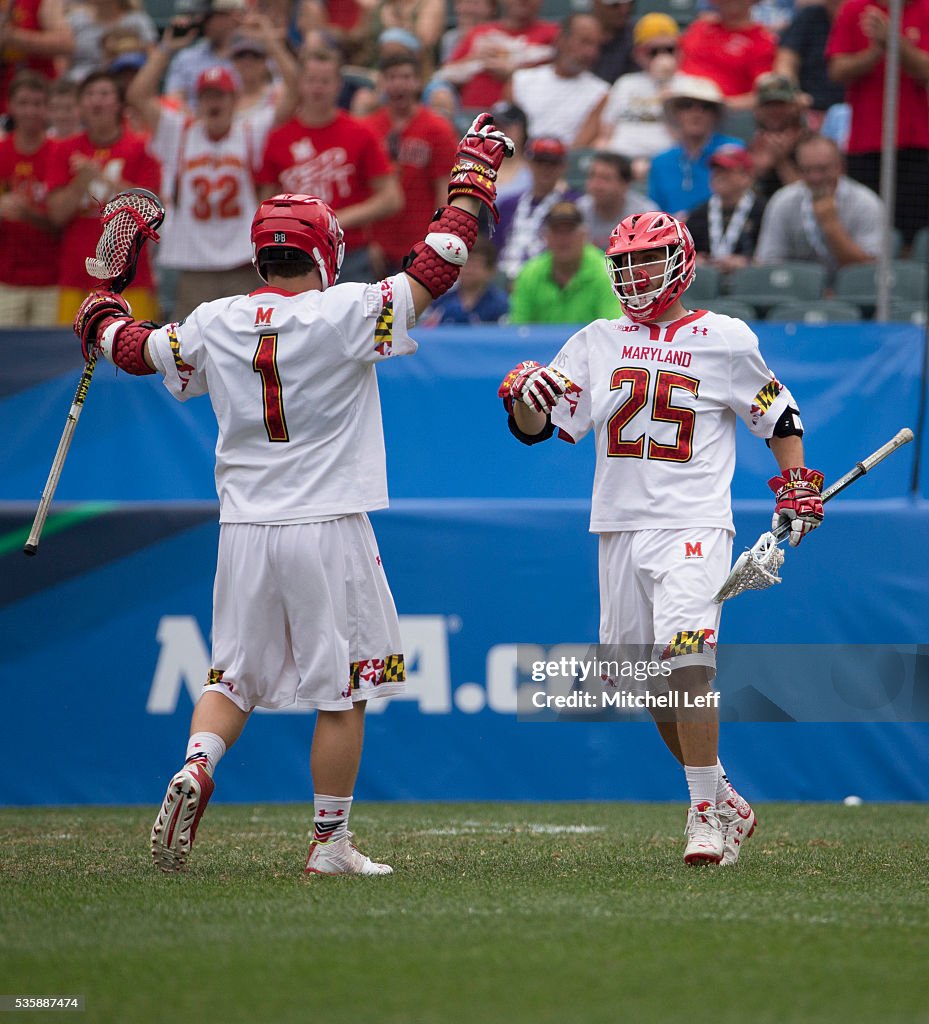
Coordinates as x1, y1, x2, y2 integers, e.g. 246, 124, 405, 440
768, 466, 825, 546
74, 290, 131, 360
499, 360, 574, 415
448, 112, 515, 222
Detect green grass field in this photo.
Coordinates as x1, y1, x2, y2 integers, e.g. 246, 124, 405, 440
2, 802, 928, 1024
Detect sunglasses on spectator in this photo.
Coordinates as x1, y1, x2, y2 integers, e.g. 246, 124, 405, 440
674, 99, 717, 112
647, 45, 677, 56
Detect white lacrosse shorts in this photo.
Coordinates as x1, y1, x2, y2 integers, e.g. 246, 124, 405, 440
206, 514, 405, 712
599, 527, 733, 676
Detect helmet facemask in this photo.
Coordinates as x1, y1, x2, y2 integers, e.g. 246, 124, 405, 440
607, 242, 688, 323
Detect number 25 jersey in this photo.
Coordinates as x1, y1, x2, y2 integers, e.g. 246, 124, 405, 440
549, 310, 794, 534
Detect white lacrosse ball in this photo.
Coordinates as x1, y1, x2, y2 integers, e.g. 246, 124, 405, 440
843, 795, 863, 807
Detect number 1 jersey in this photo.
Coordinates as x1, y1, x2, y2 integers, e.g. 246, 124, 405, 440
549, 310, 793, 534
146, 275, 417, 523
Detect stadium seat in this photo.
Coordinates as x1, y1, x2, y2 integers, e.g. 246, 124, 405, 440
699, 298, 759, 320
685, 264, 720, 302
633, 0, 699, 28
726, 263, 827, 313
910, 226, 929, 263
833, 260, 929, 312
566, 147, 595, 192
766, 299, 862, 323
888, 301, 928, 325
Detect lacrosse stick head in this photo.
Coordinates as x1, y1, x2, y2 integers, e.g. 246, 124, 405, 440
85, 188, 165, 293
713, 531, 786, 603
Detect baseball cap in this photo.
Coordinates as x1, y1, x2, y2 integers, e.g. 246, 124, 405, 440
663, 74, 724, 107
754, 72, 802, 105
710, 144, 754, 171
490, 101, 528, 132
109, 51, 147, 75
633, 12, 680, 46
526, 136, 567, 162
544, 201, 584, 227
378, 27, 423, 53
231, 35, 267, 58
208, 0, 246, 12
196, 65, 239, 95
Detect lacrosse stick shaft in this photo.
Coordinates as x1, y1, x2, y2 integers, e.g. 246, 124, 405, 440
23, 353, 98, 555
771, 427, 914, 542
22, 188, 165, 557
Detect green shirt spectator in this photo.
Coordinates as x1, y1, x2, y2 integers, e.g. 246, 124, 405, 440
510, 242, 620, 324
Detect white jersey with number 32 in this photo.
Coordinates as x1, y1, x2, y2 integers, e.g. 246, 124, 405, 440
146, 274, 417, 523
549, 309, 793, 534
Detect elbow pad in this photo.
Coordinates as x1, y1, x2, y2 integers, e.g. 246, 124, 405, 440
403, 206, 479, 299
507, 413, 555, 446
98, 316, 157, 376
766, 404, 804, 446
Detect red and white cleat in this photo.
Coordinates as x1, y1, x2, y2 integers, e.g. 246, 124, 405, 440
151, 762, 215, 873
304, 833, 393, 876
717, 796, 757, 866
684, 800, 724, 865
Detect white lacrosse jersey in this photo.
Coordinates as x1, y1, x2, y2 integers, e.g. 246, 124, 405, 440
549, 309, 793, 534
154, 107, 273, 271
146, 274, 417, 523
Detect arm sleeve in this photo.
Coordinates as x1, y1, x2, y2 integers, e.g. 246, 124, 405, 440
549, 328, 593, 444
146, 315, 210, 401
726, 320, 794, 438
331, 273, 419, 363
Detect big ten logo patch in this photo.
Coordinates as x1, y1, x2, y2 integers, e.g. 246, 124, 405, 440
684, 541, 703, 559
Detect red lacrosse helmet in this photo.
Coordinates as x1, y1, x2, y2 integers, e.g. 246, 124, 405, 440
604, 211, 696, 323
251, 193, 345, 289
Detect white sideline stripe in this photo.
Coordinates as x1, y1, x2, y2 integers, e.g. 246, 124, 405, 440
413, 824, 606, 836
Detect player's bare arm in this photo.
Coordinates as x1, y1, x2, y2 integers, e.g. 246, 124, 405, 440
768, 414, 824, 547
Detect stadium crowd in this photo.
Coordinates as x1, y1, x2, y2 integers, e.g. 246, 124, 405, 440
1, 0, 927, 326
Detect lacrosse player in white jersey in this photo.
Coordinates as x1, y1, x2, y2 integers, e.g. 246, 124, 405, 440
72, 114, 514, 876
499, 211, 825, 866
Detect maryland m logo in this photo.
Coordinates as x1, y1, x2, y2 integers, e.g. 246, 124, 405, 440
684, 541, 703, 558
255, 307, 273, 326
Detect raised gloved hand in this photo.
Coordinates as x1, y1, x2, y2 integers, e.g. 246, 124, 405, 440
768, 466, 825, 546
73, 290, 131, 360
448, 112, 515, 222
498, 360, 574, 415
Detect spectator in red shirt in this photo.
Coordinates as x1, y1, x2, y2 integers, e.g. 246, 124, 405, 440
0, 70, 60, 325
679, 0, 777, 109
45, 70, 161, 323
826, 0, 929, 244
0, 0, 73, 114
257, 48, 403, 282
361, 52, 458, 277
440, 0, 559, 109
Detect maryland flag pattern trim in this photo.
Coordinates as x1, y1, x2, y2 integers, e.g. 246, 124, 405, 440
349, 653, 405, 690
374, 302, 394, 356
661, 629, 717, 660
206, 668, 225, 687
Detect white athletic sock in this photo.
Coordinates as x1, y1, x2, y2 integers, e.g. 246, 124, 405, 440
185, 732, 226, 776
313, 794, 352, 843
716, 758, 733, 803
684, 764, 719, 807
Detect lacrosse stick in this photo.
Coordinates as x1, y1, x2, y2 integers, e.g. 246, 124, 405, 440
714, 427, 914, 602
23, 188, 165, 557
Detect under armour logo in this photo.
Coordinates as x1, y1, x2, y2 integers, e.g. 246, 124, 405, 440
692, 326, 708, 335
317, 809, 345, 817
